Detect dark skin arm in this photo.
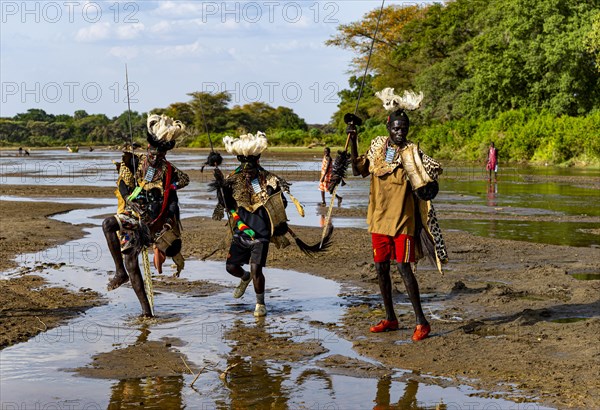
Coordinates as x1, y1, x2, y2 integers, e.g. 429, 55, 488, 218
347, 124, 364, 177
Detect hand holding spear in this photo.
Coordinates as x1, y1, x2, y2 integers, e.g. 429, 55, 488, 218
319, 0, 386, 248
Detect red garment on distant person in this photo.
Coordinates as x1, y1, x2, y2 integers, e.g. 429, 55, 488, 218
486, 146, 498, 171
319, 155, 332, 192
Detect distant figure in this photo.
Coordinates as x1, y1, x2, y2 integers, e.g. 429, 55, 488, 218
18, 147, 23, 157
89, 146, 95, 152
486, 142, 498, 181
66, 144, 79, 153
24, 148, 30, 156
319, 147, 343, 207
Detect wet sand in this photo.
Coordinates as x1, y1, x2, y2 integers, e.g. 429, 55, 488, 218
1, 168, 599, 409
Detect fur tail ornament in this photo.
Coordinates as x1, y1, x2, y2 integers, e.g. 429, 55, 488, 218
287, 225, 333, 256
201, 151, 223, 172
328, 151, 350, 194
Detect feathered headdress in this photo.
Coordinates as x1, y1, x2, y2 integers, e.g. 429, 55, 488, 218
375, 88, 424, 112
223, 132, 268, 157
146, 114, 186, 152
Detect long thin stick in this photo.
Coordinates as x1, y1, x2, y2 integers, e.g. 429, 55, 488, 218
353, 0, 386, 117
320, 0, 386, 246
197, 94, 234, 229
125, 64, 137, 182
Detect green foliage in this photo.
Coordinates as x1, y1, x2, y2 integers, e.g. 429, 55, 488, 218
327, 0, 600, 164
329, 0, 599, 120
585, 10, 600, 70
412, 109, 600, 165
1, 91, 312, 148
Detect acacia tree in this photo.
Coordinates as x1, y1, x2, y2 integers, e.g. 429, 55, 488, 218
326, 4, 424, 92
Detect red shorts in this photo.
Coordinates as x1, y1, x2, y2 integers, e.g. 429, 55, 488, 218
371, 233, 415, 263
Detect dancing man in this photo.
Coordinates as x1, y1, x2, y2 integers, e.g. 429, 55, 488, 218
210, 132, 332, 317
103, 114, 189, 317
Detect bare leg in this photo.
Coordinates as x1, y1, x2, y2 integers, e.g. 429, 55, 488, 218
320, 191, 326, 205
124, 252, 153, 317
397, 262, 428, 326
226, 263, 248, 279
102, 216, 129, 290
251, 263, 265, 295
153, 246, 166, 274
375, 262, 397, 322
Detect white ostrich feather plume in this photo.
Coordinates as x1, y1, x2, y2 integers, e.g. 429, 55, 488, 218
375, 88, 424, 111
223, 131, 268, 156
147, 114, 186, 141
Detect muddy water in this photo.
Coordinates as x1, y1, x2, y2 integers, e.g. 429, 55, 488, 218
0, 151, 560, 409
0, 199, 552, 408
0, 150, 595, 408
2, 150, 598, 246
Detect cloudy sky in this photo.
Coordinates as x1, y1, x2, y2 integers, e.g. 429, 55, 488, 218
1, 1, 423, 124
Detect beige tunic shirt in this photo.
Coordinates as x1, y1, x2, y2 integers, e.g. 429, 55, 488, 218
355, 136, 415, 237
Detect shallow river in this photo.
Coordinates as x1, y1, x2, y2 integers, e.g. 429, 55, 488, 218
2, 149, 595, 409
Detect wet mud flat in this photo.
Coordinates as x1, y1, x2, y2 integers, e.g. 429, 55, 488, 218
185, 217, 600, 409
1, 151, 599, 409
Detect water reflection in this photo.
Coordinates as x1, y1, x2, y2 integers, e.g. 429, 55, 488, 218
106, 328, 185, 410
218, 319, 292, 409
486, 181, 498, 207
108, 376, 184, 410
373, 377, 445, 410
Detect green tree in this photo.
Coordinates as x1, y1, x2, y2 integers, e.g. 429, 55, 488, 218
464, 0, 599, 118
274, 106, 307, 130
73, 110, 89, 120
328, 0, 600, 122
14, 108, 54, 122
585, 10, 600, 70
160, 102, 195, 127
187, 91, 231, 133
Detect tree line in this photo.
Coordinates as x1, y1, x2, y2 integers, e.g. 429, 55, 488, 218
328, 0, 599, 164
0, 92, 320, 149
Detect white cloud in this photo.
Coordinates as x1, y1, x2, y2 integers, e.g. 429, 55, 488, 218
109, 46, 139, 59
75, 22, 111, 42
149, 20, 174, 34
153, 1, 204, 18
116, 23, 145, 39
153, 40, 205, 59
75, 22, 144, 42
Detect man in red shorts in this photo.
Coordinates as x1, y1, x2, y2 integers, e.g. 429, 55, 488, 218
348, 88, 447, 341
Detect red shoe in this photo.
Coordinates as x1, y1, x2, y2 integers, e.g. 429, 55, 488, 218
370, 319, 399, 333
412, 324, 431, 341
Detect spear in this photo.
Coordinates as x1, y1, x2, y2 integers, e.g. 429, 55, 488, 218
125, 64, 137, 181
125, 65, 153, 316
320, 0, 386, 248
196, 94, 233, 228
